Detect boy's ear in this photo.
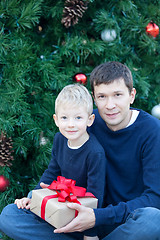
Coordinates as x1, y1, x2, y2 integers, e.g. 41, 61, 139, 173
53, 114, 59, 127
87, 114, 95, 127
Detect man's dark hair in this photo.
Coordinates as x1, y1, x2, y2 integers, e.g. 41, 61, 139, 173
90, 61, 133, 94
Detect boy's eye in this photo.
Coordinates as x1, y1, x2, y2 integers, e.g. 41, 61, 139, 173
61, 116, 67, 119
76, 116, 82, 119
98, 95, 105, 99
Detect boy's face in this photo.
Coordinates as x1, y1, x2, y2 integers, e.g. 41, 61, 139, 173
53, 105, 94, 147
93, 78, 136, 131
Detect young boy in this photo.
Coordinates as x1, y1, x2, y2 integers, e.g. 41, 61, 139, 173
0, 84, 106, 240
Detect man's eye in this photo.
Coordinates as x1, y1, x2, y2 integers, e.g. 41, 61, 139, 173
115, 93, 122, 97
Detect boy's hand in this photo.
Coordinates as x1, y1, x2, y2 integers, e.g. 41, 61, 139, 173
54, 203, 96, 233
40, 182, 49, 188
14, 197, 31, 209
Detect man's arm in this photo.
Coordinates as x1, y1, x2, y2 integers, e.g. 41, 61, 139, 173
54, 203, 95, 233
55, 129, 160, 233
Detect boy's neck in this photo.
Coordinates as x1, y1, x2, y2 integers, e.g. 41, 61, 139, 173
67, 133, 89, 149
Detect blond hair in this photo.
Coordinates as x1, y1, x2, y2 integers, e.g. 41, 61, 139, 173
55, 84, 93, 115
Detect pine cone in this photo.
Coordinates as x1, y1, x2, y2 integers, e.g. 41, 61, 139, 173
0, 131, 14, 167
61, 0, 89, 28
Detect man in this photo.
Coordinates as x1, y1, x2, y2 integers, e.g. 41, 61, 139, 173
55, 62, 160, 239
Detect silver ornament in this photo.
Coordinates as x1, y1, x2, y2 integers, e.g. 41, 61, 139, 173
101, 29, 117, 42
151, 104, 160, 119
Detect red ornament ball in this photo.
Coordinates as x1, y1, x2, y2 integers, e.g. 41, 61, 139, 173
146, 22, 159, 38
73, 73, 87, 85
0, 175, 9, 192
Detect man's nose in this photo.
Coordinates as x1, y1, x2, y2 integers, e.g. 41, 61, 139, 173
105, 97, 115, 109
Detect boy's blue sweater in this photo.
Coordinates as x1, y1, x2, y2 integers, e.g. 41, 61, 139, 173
89, 108, 160, 226
35, 132, 106, 208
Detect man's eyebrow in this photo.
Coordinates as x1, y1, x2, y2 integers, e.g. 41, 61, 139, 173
113, 90, 123, 93
96, 90, 124, 95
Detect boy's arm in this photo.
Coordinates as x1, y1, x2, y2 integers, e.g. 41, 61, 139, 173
86, 148, 106, 208
34, 133, 61, 189
83, 137, 106, 237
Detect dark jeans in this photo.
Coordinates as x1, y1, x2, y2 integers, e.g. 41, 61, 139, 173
1, 204, 160, 240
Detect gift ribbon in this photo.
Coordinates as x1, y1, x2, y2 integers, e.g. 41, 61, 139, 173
41, 176, 95, 221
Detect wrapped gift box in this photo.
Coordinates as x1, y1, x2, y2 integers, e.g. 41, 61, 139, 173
30, 188, 98, 229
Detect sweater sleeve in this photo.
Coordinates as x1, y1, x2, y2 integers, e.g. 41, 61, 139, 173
94, 124, 160, 226
34, 133, 61, 189
86, 150, 106, 208
83, 136, 107, 237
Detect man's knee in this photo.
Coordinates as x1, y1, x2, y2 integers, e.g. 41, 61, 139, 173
143, 207, 160, 217
133, 207, 160, 222
130, 207, 160, 238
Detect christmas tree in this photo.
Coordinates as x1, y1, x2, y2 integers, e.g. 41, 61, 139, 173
0, 0, 160, 238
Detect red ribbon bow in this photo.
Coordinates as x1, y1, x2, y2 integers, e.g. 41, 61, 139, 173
41, 176, 95, 220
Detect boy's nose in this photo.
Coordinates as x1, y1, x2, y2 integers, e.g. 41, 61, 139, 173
68, 119, 75, 127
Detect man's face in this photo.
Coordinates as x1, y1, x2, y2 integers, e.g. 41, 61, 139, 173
93, 78, 136, 131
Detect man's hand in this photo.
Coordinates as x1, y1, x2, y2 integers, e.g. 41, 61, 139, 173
54, 203, 96, 233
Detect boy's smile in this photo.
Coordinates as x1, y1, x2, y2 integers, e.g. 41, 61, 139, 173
94, 79, 136, 131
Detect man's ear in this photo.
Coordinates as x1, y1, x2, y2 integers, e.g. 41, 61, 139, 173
53, 114, 59, 127
130, 88, 136, 104
87, 114, 95, 127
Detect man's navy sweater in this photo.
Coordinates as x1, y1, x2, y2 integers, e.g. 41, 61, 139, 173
89, 108, 160, 226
